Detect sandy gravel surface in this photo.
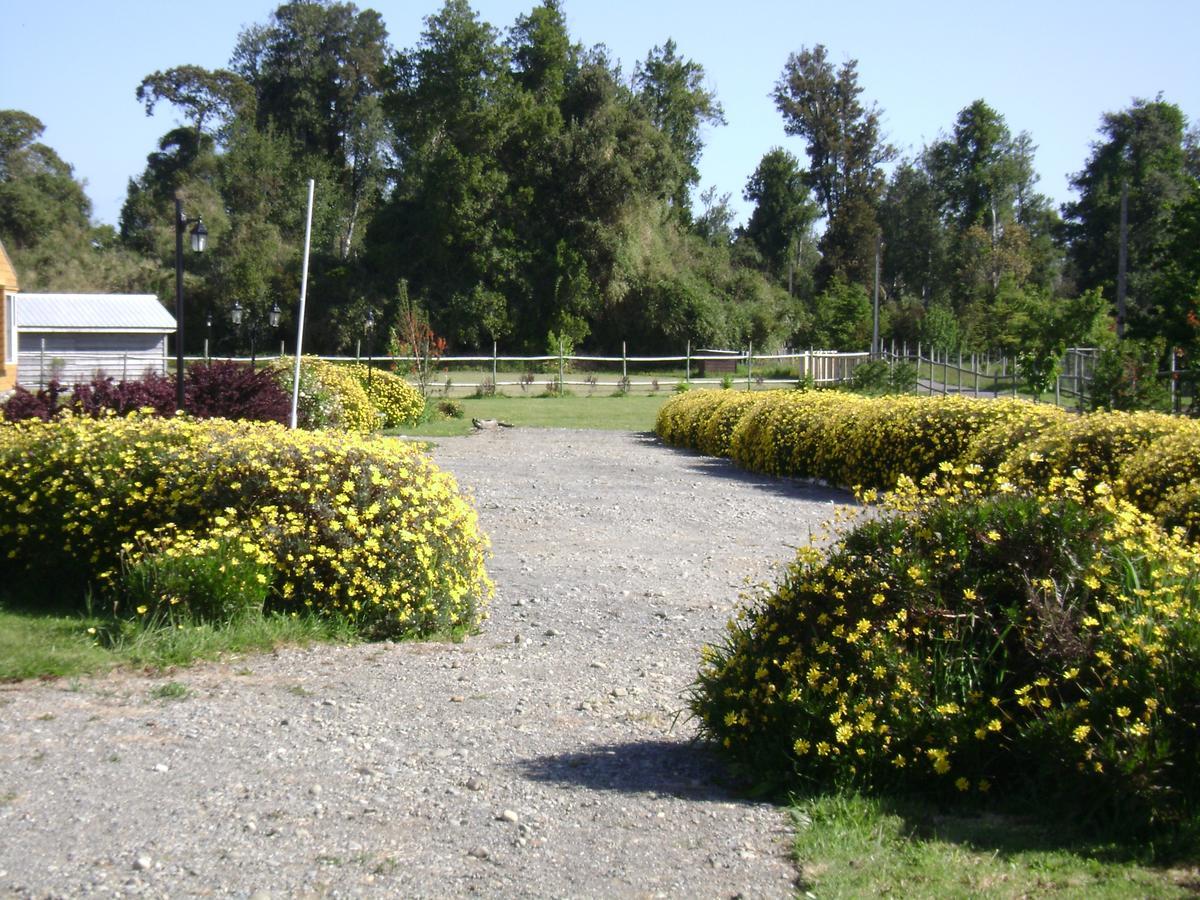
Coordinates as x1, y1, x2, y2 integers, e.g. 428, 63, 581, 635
0, 428, 848, 899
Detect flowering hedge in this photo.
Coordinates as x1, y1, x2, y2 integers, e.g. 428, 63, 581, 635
691, 472, 1200, 827
657, 389, 1200, 530
346, 364, 425, 428
0, 413, 491, 638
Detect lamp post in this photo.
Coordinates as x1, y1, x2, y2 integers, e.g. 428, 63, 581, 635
365, 309, 376, 388
231, 300, 281, 369
174, 198, 207, 411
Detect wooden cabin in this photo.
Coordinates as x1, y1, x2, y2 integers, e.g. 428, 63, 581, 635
0, 239, 19, 392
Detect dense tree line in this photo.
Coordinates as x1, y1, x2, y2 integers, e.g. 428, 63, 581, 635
1, 0, 1197, 384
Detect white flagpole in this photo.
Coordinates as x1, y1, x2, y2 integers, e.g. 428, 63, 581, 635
290, 179, 315, 430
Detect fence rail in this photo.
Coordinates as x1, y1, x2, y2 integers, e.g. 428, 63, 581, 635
13, 340, 1196, 415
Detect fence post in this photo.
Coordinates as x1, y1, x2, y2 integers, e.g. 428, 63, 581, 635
355, 338, 361, 364
559, 338, 565, 398
622, 340, 627, 383
747, 342, 753, 390
973, 353, 979, 397
493, 341, 498, 394
685, 340, 691, 385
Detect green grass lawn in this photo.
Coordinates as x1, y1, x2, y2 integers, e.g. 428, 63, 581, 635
0, 602, 357, 682
387, 393, 676, 437
791, 792, 1197, 898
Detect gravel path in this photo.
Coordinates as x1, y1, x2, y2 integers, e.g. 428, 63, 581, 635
0, 428, 848, 899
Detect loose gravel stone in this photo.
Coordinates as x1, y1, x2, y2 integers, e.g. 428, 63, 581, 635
0, 428, 846, 898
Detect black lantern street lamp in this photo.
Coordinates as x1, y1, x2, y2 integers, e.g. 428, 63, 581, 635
232, 300, 282, 369
174, 198, 207, 411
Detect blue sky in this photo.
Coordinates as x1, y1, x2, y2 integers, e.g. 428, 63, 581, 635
3, 0, 1197, 228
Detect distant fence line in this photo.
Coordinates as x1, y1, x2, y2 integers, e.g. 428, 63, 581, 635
15, 340, 1196, 413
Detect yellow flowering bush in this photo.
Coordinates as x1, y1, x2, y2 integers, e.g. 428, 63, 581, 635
267, 356, 378, 432
347, 364, 424, 428
660, 391, 1200, 531
696, 391, 779, 458
655, 389, 730, 449
960, 402, 1069, 472
691, 472, 1200, 828
1116, 421, 1200, 539
997, 409, 1181, 494
0, 413, 492, 638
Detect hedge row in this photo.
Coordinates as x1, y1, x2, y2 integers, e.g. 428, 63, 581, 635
0, 413, 491, 638
657, 389, 1200, 536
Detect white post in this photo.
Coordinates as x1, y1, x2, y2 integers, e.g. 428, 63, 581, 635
747, 342, 753, 390
558, 338, 565, 397
492, 341, 498, 394
290, 179, 316, 430
686, 340, 691, 385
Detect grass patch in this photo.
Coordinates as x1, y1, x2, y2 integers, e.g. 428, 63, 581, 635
792, 792, 1196, 898
150, 681, 190, 701
0, 597, 359, 682
0, 607, 114, 681
387, 394, 674, 437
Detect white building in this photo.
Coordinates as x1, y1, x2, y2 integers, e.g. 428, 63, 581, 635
15, 293, 176, 389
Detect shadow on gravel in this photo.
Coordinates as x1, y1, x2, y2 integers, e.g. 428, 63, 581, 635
517, 739, 761, 804
632, 433, 851, 505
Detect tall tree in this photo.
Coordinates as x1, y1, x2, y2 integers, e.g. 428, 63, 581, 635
232, 0, 392, 258
773, 45, 894, 286
633, 38, 725, 219
1062, 97, 1195, 332
742, 147, 818, 290
0, 111, 151, 291
135, 65, 253, 144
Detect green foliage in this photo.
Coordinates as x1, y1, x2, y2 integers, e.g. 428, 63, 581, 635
848, 360, 915, 395
811, 278, 871, 350
117, 531, 271, 626
692, 476, 1200, 832
1088, 338, 1171, 411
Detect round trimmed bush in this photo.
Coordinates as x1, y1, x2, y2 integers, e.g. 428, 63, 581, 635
0, 414, 492, 638
347, 364, 424, 428
691, 478, 1200, 829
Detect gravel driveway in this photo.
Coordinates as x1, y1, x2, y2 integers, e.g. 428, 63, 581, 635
0, 428, 848, 899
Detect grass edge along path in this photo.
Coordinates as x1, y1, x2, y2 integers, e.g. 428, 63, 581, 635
791, 791, 1196, 898
387, 393, 675, 437
0, 604, 360, 682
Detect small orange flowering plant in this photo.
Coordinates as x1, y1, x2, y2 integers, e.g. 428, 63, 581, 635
690, 467, 1200, 829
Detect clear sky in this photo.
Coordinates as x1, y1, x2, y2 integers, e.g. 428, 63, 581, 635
3, 0, 1197, 229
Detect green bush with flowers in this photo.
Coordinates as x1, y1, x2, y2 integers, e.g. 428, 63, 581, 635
0, 413, 491, 638
267, 356, 378, 432
346, 364, 424, 428
691, 469, 1200, 830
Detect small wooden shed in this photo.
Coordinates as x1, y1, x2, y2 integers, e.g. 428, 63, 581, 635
15, 293, 176, 389
0, 239, 19, 392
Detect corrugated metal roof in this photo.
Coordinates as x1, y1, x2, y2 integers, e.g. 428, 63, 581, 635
14, 294, 176, 332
